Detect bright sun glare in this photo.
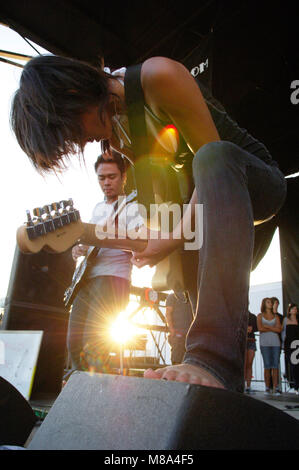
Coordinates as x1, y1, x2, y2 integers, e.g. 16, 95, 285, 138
109, 314, 138, 345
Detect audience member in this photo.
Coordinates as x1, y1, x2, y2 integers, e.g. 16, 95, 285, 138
271, 297, 283, 392
282, 303, 299, 395
257, 298, 282, 396
244, 311, 258, 393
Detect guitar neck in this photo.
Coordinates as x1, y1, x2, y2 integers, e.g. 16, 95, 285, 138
79, 223, 148, 252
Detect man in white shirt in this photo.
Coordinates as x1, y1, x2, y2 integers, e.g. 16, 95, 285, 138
67, 150, 143, 372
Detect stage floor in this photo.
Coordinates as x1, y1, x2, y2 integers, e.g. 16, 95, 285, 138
250, 390, 299, 420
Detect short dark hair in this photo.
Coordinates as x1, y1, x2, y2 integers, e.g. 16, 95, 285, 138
94, 150, 127, 175
10, 54, 118, 173
271, 297, 279, 304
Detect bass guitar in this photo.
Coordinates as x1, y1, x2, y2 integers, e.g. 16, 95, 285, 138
64, 191, 141, 306
16, 196, 147, 306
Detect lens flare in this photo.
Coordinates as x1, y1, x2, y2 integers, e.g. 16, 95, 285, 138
157, 124, 179, 154
110, 315, 138, 345
150, 124, 179, 163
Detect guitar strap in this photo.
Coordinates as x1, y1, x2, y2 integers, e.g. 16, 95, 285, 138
123, 64, 188, 292
124, 65, 155, 214
86, 198, 119, 267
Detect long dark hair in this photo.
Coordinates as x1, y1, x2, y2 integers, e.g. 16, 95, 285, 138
260, 297, 273, 313
287, 303, 298, 318
10, 55, 117, 173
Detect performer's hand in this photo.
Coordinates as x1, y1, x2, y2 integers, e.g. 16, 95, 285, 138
131, 236, 179, 268
72, 244, 89, 261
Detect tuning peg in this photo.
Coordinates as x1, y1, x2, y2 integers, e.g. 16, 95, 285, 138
30, 208, 46, 237
33, 207, 44, 219
42, 205, 51, 216
51, 202, 60, 213
65, 198, 80, 222
49, 202, 63, 229
58, 200, 70, 225
42, 205, 55, 233
59, 200, 68, 209
26, 210, 34, 225
25, 210, 37, 240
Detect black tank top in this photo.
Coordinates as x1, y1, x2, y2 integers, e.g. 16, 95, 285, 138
197, 80, 277, 167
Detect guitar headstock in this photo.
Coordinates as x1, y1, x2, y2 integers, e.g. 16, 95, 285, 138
17, 199, 84, 254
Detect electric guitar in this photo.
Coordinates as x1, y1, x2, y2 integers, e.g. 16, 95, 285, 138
64, 191, 141, 307
16, 196, 148, 306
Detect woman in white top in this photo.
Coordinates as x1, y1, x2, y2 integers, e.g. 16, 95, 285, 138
257, 298, 282, 395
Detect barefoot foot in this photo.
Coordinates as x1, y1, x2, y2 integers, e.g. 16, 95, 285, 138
144, 363, 225, 389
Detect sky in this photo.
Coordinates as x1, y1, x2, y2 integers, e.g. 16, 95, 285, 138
0, 24, 283, 301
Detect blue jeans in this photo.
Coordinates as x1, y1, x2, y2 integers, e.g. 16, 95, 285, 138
67, 275, 130, 370
260, 346, 281, 369
184, 141, 286, 393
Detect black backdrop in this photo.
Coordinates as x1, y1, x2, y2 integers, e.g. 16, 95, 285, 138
0, 0, 298, 312
252, 176, 299, 313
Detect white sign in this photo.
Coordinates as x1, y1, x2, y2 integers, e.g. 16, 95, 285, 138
0, 330, 43, 400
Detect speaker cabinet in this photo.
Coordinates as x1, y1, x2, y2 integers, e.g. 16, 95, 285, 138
2, 247, 74, 398
0, 376, 37, 446
28, 372, 299, 450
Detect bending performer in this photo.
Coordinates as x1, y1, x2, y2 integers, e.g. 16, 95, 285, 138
10, 55, 286, 392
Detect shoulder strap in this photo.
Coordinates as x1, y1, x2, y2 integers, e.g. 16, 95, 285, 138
124, 64, 155, 215
124, 65, 189, 293
124, 64, 148, 157
89, 198, 120, 260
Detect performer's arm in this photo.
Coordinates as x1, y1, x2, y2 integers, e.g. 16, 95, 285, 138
132, 58, 221, 267
141, 57, 220, 153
